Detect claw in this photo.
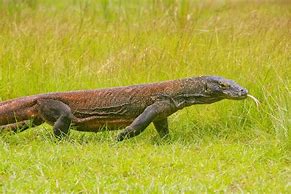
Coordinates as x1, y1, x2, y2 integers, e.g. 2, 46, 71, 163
247, 94, 260, 107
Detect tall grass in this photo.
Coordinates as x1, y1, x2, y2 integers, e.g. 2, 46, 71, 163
0, 0, 290, 192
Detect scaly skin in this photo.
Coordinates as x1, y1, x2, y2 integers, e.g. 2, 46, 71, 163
0, 76, 248, 141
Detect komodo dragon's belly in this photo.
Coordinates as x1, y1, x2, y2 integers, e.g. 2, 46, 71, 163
70, 103, 145, 132
72, 117, 135, 132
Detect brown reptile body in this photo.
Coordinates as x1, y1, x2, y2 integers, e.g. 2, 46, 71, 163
0, 76, 248, 141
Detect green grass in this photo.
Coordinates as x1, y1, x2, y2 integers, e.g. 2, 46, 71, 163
0, 0, 290, 193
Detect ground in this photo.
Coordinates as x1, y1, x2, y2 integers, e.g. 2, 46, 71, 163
0, 0, 290, 193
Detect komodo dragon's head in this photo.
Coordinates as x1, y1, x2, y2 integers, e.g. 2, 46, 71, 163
202, 76, 248, 100
195, 76, 258, 107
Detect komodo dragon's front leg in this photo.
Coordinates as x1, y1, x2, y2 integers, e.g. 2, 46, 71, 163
116, 101, 173, 141
37, 99, 73, 139
153, 118, 169, 138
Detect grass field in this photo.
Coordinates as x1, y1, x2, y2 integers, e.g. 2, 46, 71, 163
0, 0, 290, 193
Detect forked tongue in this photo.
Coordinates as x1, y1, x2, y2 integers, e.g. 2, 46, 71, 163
247, 94, 260, 107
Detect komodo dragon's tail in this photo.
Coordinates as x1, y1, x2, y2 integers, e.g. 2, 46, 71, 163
0, 96, 40, 126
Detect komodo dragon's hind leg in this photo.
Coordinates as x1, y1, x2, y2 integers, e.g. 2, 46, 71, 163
116, 101, 173, 141
37, 99, 73, 139
0, 118, 44, 133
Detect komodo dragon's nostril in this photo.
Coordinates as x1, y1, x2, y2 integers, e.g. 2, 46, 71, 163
241, 88, 248, 95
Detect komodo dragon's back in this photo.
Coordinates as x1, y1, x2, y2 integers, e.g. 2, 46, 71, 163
50, 79, 181, 117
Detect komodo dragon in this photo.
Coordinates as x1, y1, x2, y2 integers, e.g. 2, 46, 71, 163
0, 76, 259, 141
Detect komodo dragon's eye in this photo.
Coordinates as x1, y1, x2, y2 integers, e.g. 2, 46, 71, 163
219, 82, 230, 89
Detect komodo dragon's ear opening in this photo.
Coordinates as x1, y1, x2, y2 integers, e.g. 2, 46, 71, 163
204, 83, 210, 92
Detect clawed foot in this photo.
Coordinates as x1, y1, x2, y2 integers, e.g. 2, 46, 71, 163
116, 132, 126, 142
54, 128, 69, 140
116, 126, 135, 142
